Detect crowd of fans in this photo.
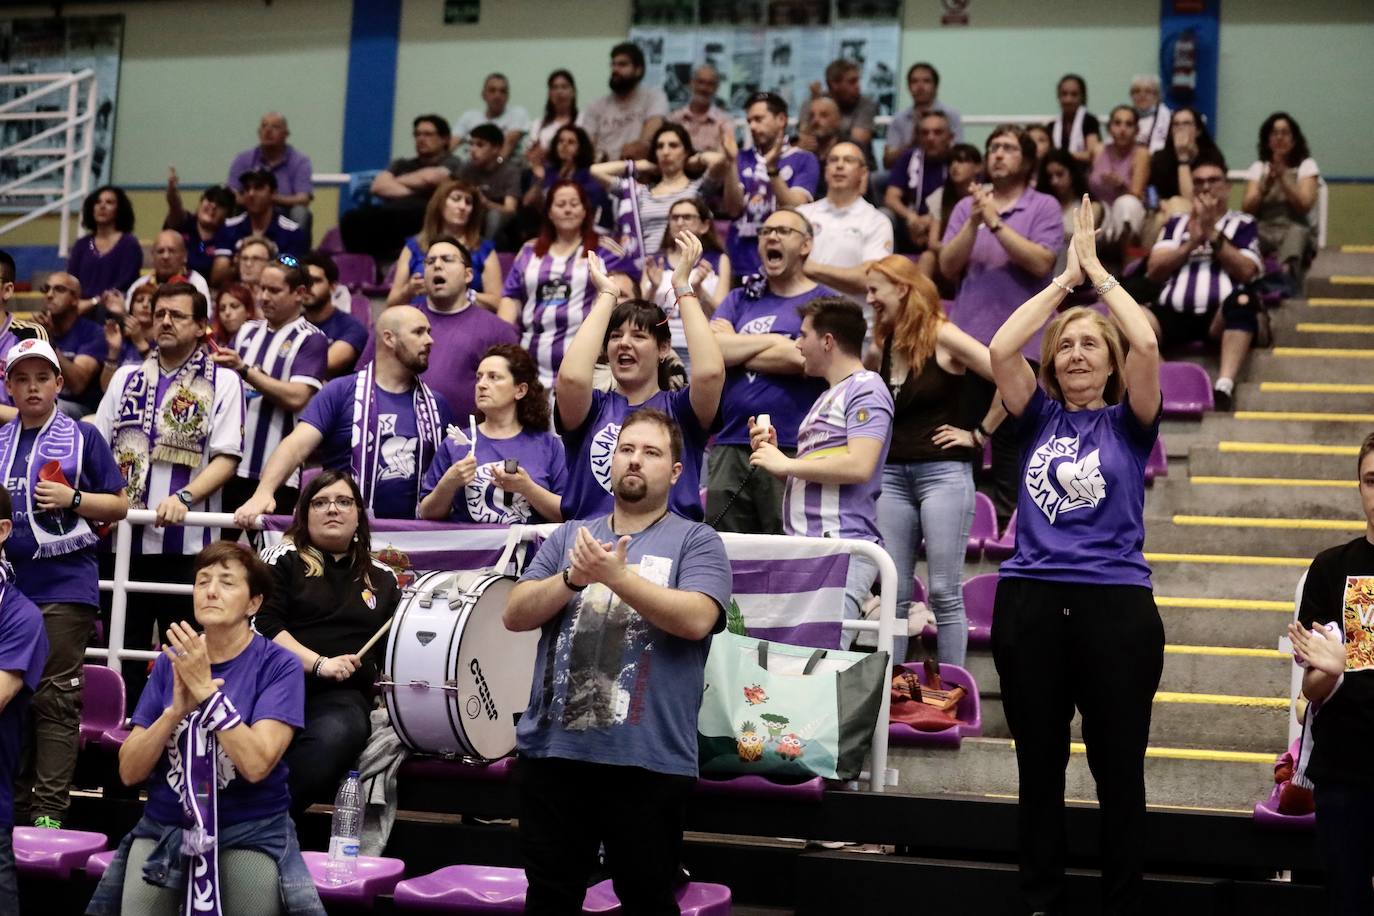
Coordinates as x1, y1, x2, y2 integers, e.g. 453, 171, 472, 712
0, 37, 1343, 915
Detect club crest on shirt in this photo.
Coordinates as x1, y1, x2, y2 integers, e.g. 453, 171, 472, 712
464, 460, 530, 523
1024, 435, 1106, 524
589, 423, 619, 494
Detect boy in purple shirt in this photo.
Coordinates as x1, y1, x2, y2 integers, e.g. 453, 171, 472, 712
749, 297, 893, 649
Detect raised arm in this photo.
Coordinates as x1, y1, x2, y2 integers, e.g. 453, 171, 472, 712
554, 253, 620, 432
672, 232, 725, 429
589, 159, 646, 191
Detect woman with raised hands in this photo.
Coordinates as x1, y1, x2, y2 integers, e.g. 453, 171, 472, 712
555, 229, 724, 522
987, 196, 1163, 916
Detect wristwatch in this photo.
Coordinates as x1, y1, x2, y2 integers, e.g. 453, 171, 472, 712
176, 488, 194, 507
235, 364, 251, 381
562, 567, 586, 592
70, 490, 83, 510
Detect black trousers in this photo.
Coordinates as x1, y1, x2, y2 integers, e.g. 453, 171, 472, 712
286, 689, 373, 818
1314, 782, 1374, 915
99, 553, 198, 717
991, 577, 1164, 916
517, 756, 693, 915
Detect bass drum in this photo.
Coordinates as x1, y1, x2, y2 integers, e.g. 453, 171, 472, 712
383, 569, 539, 760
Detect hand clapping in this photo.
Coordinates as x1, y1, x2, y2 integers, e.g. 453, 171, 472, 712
570, 527, 629, 587
1287, 621, 1347, 677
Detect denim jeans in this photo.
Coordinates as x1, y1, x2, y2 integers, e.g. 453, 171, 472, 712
876, 461, 975, 664
839, 553, 880, 652
0, 827, 16, 914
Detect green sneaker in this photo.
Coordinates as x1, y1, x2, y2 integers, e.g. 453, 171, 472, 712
32, 816, 62, 829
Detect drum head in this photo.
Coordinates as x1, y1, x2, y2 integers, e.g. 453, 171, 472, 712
450, 575, 540, 760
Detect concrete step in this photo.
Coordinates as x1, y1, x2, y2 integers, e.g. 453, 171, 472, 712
1162, 410, 1374, 443
979, 693, 1289, 753
1146, 553, 1308, 601
1143, 514, 1360, 557
1305, 251, 1374, 278
1155, 599, 1293, 650
1304, 276, 1374, 299
1149, 476, 1358, 519
1233, 382, 1374, 414
890, 737, 1276, 811
1247, 349, 1374, 384
1186, 441, 1355, 480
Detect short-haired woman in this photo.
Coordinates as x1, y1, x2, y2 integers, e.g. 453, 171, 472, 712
89, 541, 323, 915
987, 198, 1164, 916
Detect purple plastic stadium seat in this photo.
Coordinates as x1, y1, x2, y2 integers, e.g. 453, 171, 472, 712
1159, 361, 1214, 418
398, 754, 515, 782
582, 880, 732, 915
963, 574, 997, 649
350, 290, 374, 329
13, 826, 107, 879
888, 662, 983, 748
694, 774, 825, 803
984, 511, 1017, 560
392, 864, 528, 912
981, 437, 992, 472
1144, 436, 1167, 483
302, 851, 405, 906
333, 253, 378, 292
84, 849, 115, 880
318, 227, 346, 256
1253, 786, 1316, 831
911, 575, 927, 607
967, 492, 997, 558
98, 726, 131, 752
79, 665, 125, 749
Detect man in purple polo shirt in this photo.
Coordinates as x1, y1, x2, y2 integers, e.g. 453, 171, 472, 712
360, 238, 516, 423
724, 92, 820, 279
707, 208, 830, 534
226, 112, 314, 232
939, 124, 1061, 525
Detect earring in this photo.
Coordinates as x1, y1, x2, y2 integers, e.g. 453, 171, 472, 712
352, 532, 359, 543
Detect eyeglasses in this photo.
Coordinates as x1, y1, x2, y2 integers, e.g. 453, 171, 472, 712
1192, 176, 1226, 187
153, 308, 197, 323
238, 253, 269, 263
668, 212, 702, 223
40, 283, 77, 295
758, 225, 807, 239
276, 254, 299, 268
424, 254, 461, 266
309, 495, 357, 512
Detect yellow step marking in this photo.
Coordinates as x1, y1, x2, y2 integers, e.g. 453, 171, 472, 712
1217, 441, 1357, 456
1273, 347, 1374, 359
1308, 298, 1374, 307
1145, 551, 1310, 567
1296, 322, 1374, 334
1332, 275, 1374, 285
1234, 410, 1374, 422
982, 792, 1251, 814
1173, 514, 1364, 531
1155, 596, 1292, 612
1343, 245, 1374, 254
1189, 475, 1356, 488
1259, 382, 1374, 394
1164, 644, 1287, 659
1154, 691, 1290, 709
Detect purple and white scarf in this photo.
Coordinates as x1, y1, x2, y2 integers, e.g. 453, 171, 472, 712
176, 690, 243, 916
615, 160, 647, 274
111, 346, 217, 508
0, 410, 96, 558
349, 362, 443, 515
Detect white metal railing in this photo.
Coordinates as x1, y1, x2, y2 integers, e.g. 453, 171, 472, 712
92, 510, 899, 792
0, 70, 100, 256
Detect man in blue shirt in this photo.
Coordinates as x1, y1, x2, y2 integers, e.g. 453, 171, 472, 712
504, 408, 732, 913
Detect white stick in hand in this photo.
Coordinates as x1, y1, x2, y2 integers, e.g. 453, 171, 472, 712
356, 617, 394, 658
468, 414, 478, 456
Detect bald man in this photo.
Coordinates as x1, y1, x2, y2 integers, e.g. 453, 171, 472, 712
35, 270, 105, 415
233, 305, 456, 523
123, 229, 211, 307
796, 97, 843, 187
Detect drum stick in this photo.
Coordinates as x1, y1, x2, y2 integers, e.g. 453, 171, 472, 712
468, 414, 477, 455
356, 617, 394, 658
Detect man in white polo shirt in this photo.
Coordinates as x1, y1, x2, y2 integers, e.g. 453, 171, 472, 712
797, 142, 893, 326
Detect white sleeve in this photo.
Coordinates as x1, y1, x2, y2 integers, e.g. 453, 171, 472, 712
91, 367, 133, 440
862, 211, 895, 260
208, 370, 245, 460
1243, 161, 1264, 182
1298, 157, 1320, 179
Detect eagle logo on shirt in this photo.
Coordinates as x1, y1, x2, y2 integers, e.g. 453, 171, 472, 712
464, 460, 530, 524
589, 423, 619, 494
1024, 435, 1106, 524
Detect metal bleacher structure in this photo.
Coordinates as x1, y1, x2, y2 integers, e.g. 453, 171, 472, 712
1, 75, 1363, 912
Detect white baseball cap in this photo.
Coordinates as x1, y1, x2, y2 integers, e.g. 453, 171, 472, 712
4, 337, 61, 373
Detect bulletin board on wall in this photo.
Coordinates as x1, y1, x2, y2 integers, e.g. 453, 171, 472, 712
0, 15, 123, 207
629, 0, 902, 120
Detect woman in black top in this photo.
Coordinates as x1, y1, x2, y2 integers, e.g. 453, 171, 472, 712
864, 255, 1004, 664
255, 470, 400, 815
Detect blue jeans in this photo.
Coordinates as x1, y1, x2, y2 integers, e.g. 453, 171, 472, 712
0, 827, 16, 914
876, 461, 975, 665
840, 553, 879, 652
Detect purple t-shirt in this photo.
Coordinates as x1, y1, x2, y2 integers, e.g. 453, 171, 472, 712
299, 373, 456, 519
133, 634, 304, 828
358, 301, 516, 423
0, 582, 48, 827
227, 145, 314, 197
890, 148, 948, 214
421, 428, 567, 524
51, 317, 107, 408
728, 146, 820, 277
942, 187, 1063, 360
783, 370, 893, 543
4, 420, 126, 607
310, 307, 369, 358
558, 388, 709, 523
713, 284, 831, 448
66, 233, 144, 299
999, 387, 1158, 588
517, 512, 731, 777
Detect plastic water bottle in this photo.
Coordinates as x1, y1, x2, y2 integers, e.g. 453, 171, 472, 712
326, 770, 362, 884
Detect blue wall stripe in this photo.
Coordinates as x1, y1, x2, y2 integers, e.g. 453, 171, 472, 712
1158, 0, 1220, 134
342, 0, 401, 175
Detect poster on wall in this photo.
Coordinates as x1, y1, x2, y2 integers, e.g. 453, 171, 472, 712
0, 15, 122, 205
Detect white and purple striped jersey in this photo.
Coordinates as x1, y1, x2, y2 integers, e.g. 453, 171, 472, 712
93, 363, 245, 555
501, 238, 629, 390
232, 316, 327, 484
783, 370, 893, 543
1153, 210, 1263, 315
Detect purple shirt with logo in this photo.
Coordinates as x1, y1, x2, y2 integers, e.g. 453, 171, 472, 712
999, 387, 1158, 588
558, 387, 708, 523
942, 186, 1063, 360
133, 634, 303, 828
712, 284, 832, 448
728, 147, 820, 277
421, 428, 567, 524
890, 148, 948, 214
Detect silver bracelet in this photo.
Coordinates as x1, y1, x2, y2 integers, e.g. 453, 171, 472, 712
1049, 276, 1074, 295
1094, 275, 1120, 296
